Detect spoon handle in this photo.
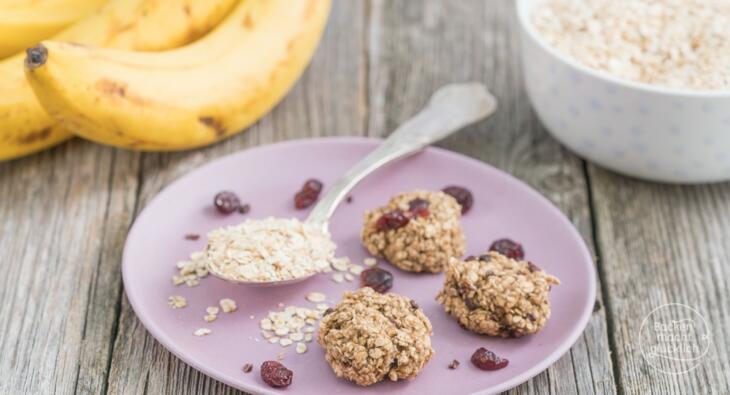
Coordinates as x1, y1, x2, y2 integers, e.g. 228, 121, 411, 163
306, 82, 497, 231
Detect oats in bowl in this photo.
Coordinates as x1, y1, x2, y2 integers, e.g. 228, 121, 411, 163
532, 0, 730, 91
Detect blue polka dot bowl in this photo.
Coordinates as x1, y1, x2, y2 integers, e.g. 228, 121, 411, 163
517, 0, 730, 183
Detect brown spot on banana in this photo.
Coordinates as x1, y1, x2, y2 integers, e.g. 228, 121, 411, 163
198, 116, 226, 138
242, 13, 254, 29
25, 45, 48, 70
95, 79, 154, 106
96, 79, 127, 97
303, 0, 318, 21
16, 127, 51, 145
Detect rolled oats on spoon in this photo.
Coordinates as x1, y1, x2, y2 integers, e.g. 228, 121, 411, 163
205, 217, 335, 284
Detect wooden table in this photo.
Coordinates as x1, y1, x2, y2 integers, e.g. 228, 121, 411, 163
1, 1, 728, 394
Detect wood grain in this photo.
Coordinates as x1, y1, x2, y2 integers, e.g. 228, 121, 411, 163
367, 1, 615, 394
0, 142, 132, 394
588, 166, 730, 395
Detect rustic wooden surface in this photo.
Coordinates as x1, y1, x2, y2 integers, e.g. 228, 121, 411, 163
0, 1, 727, 394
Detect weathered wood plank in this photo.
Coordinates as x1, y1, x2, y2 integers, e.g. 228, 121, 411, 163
0, 141, 138, 395
367, 1, 616, 394
588, 166, 730, 395
104, 1, 368, 394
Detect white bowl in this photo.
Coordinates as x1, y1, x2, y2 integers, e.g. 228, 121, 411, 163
516, 0, 730, 183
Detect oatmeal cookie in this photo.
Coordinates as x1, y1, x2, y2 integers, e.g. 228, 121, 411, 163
436, 252, 560, 337
317, 287, 434, 386
361, 191, 465, 273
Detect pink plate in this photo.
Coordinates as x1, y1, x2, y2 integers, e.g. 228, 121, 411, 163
122, 137, 595, 395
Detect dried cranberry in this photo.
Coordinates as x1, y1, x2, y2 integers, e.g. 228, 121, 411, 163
345, 195, 353, 203
238, 203, 250, 214
214, 191, 241, 214
527, 261, 541, 272
360, 267, 393, 293
464, 296, 479, 310
448, 360, 460, 369
471, 348, 509, 371
303, 179, 323, 193
489, 238, 524, 260
242, 363, 253, 373
260, 361, 293, 388
375, 210, 410, 231
184, 234, 200, 240
407, 198, 430, 218
442, 186, 473, 214
409, 299, 419, 309
294, 178, 323, 209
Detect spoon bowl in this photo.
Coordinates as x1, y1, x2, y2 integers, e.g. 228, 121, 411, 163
210, 271, 318, 287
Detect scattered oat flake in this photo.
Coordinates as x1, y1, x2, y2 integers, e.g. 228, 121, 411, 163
303, 326, 315, 333
306, 292, 326, 303
344, 273, 354, 282
331, 258, 349, 271
363, 257, 377, 267
296, 343, 307, 354
332, 273, 344, 283
304, 333, 313, 342
168, 295, 187, 309
194, 328, 211, 336
219, 298, 237, 313
175, 251, 210, 287
260, 318, 273, 330
348, 265, 363, 275
204, 314, 217, 322
206, 306, 220, 315
277, 352, 286, 361
261, 304, 323, 349
316, 303, 329, 311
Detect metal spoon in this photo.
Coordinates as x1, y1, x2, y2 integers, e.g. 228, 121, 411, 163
209, 82, 497, 286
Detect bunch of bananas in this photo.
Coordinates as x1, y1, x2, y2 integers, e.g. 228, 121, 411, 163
0, 0, 331, 160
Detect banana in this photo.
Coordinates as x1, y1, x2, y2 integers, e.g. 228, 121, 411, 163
24, 0, 332, 151
0, 0, 237, 161
0, 0, 107, 58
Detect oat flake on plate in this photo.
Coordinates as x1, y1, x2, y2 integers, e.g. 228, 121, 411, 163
532, 0, 730, 90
